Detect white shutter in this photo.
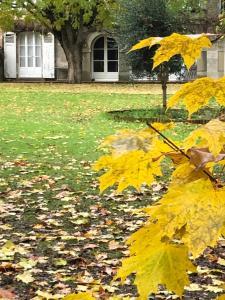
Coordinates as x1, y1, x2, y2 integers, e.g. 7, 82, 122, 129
42, 33, 55, 78
4, 32, 17, 78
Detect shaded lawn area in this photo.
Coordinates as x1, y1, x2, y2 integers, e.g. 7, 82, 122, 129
0, 83, 224, 300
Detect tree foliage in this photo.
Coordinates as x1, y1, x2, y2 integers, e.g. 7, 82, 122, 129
168, 77, 225, 115
0, 0, 117, 83
116, 0, 181, 78
167, 0, 220, 33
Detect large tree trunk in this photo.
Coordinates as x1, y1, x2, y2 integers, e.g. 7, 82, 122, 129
64, 45, 83, 83
54, 23, 85, 84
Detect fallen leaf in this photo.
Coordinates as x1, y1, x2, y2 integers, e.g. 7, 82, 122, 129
0, 288, 15, 299
16, 271, 35, 284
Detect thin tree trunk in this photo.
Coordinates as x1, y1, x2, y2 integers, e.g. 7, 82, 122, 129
162, 81, 167, 110
159, 64, 169, 110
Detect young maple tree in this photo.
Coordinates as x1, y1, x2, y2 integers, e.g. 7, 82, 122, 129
65, 34, 225, 299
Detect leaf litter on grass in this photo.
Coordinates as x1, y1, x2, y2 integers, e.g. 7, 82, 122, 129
0, 159, 224, 299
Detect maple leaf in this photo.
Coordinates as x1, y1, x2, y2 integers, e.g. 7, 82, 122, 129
168, 77, 225, 115
222, 226, 225, 237
153, 33, 211, 69
94, 150, 163, 192
217, 295, 225, 300
170, 161, 207, 185
16, 271, 34, 284
94, 129, 173, 192
100, 128, 155, 156
146, 179, 225, 258
94, 136, 172, 192
63, 292, 95, 300
0, 288, 15, 300
116, 232, 195, 298
130, 33, 211, 70
183, 119, 225, 157
129, 36, 161, 52
18, 258, 37, 270
187, 148, 225, 169
0, 240, 27, 259
36, 290, 63, 299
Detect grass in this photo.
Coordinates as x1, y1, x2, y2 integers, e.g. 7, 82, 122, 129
0, 83, 198, 195
0, 86, 160, 163
0, 83, 195, 185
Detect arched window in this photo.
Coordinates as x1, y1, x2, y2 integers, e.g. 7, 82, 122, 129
92, 36, 119, 81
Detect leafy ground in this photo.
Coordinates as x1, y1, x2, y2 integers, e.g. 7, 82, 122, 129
0, 83, 224, 300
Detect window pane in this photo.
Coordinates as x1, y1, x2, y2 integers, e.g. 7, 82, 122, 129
108, 50, 118, 60
28, 57, 33, 67
94, 37, 104, 49
35, 46, 41, 57
27, 33, 33, 46
20, 46, 25, 56
28, 46, 33, 57
107, 38, 118, 49
35, 33, 41, 45
108, 61, 118, 72
19, 33, 25, 45
35, 57, 41, 67
94, 61, 104, 72
94, 49, 104, 60
20, 57, 26, 67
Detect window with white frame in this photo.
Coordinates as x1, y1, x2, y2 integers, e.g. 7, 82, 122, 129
93, 36, 118, 73
19, 32, 42, 68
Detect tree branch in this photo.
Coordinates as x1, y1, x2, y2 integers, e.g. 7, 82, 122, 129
147, 122, 217, 183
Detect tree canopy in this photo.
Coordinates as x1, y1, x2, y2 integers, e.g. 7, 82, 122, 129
168, 0, 220, 32
0, 0, 117, 83
116, 0, 180, 78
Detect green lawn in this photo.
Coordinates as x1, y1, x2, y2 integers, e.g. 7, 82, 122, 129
0, 84, 164, 192
0, 83, 222, 300
0, 86, 157, 162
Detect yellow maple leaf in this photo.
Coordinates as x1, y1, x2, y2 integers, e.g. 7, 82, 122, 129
63, 293, 95, 300
129, 36, 161, 52
100, 128, 155, 156
170, 161, 207, 185
147, 178, 225, 258
153, 33, 211, 70
217, 295, 225, 300
168, 77, 225, 115
16, 271, 35, 284
18, 258, 37, 270
115, 232, 195, 299
129, 33, 211, 70
94, 149, 162, 192
183, 119, 225, 157
94, 137, 171, 192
